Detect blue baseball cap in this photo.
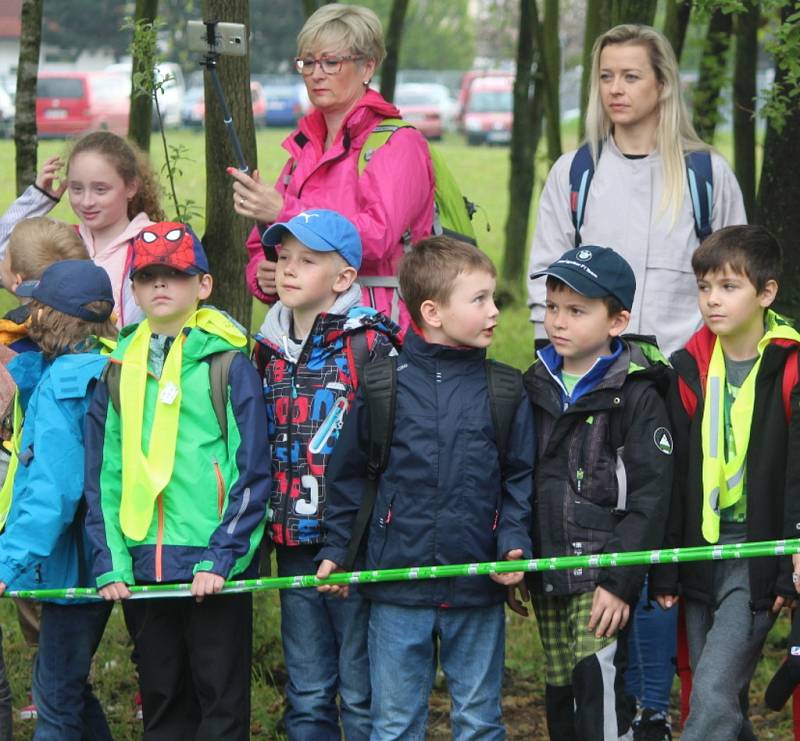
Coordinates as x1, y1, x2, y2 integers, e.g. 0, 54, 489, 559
530, 245, 636, 311
262, 209, 362, 269
16, 259, 114, 322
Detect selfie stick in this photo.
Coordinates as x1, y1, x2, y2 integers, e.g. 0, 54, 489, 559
6, 537, 800, 601
199, 20, 249, 174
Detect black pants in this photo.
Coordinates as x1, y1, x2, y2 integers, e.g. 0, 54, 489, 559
124, 592, 253, 741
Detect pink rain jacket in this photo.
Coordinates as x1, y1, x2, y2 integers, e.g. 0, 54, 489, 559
245, 89, 434, 330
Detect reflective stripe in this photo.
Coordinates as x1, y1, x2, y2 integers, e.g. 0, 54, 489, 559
615, 447, 627, 512
708, 376, 721, 459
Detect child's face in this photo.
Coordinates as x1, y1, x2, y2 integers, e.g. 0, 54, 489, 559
697, 266, 777, 344
131, 265, 212, 335
275, 236, 354, 316
543, 283, 629, 374
67, 151, 137, 236
422, 269, 498, 349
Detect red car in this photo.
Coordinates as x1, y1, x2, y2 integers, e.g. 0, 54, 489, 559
37, 71, 130, 138
395, 83, 455, 141
461, 76, 514, 146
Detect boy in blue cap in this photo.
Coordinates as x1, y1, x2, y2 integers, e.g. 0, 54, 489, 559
253, 209, 399, 740
0, 259, 118, 739
516, 245, 674, 741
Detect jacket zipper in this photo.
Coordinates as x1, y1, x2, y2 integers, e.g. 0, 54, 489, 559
281, 364, 299, 540
155, 494, 164, 582
296, 135, 350, 198
213, 458, 225, 520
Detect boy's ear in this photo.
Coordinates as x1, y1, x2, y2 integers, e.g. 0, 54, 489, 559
758, 278, 778, 308
608, 309, 631, 338
332, 265, 357, 294
419, 299, 442, 328
198, 273, 213, 301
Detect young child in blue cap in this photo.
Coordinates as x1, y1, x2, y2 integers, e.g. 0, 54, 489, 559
0, 259, 118, 739
252, 208, 400, 740
517, 245, 674, 740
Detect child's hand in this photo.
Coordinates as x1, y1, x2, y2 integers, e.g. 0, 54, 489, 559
792, 554, 800, 594
0, 581, 6, 597
98, 582, 131, 601
191, 571, 225, 603
256, 259, 277, 295
35, 155, 66, 199
315, 559, 348, 598
490, 548, 525, 586
655, 594, 678, 610
772, 595, 791, 613
588, 586, 630, 638
229, 168, 284, 224
506, 580, 530, 618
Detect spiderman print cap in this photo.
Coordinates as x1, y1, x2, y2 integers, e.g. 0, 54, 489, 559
262, 209, 362, 269
130, 222, 210, 278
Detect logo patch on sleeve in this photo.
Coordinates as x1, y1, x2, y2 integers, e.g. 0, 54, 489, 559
654, 427, 673, 455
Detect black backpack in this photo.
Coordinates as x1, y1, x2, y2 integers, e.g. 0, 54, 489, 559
342, 357, 524, 570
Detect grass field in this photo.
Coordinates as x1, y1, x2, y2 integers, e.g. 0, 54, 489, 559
0, 128, 792, 739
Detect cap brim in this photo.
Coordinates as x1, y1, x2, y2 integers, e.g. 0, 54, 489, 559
529, 267, 608, 299
14, 280, 38, 298
130, 262, 205, 278
262, 221, 336, 253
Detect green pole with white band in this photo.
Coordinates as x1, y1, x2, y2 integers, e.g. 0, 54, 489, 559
6, 538, 800, 601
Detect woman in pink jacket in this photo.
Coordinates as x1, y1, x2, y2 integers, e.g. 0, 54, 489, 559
230, 4, 434, 330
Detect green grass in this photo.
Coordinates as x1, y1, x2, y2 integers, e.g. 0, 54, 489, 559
0, 130, 791, 739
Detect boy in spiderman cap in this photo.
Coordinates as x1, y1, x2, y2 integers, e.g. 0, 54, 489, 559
84, 222, 271, 740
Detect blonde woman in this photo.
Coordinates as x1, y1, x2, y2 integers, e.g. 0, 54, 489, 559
524, 24, 746, 741
527, 24, 746, 358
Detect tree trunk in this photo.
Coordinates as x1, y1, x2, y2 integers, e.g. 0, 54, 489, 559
611, 0, 657, 26
757, 7, 800, 319
692, 9, 733, 143
14, 0, 43, 197
380, 0, 410, 103
127, 0, 159, 153
502, 0, 544, 293
732, 1, 759, 220
663, 0, 692, 61
301, 0, 336, 19
578, 0, 612, 141
542, 0, 561, 165
202, 0, 256, 327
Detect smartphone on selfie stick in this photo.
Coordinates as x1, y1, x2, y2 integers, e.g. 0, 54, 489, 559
188, 20, 278, 261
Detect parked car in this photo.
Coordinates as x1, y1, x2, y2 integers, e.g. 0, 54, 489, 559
0, 77, 14, 138
36, 71, 130, 138
457, 70, 514, 130
462, 76, 514, 146
262, 83, 306, 127
106, 62, 186, 128
180, 82, 266, 128
394, 83, 458, 140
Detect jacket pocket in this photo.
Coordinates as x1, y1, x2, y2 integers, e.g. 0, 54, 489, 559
367, 485, 396, 567
570, 497, 619, 532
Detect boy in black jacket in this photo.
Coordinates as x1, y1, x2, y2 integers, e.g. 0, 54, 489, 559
517, 245, 674, 741
316, 236, 534, 740
651, 225, 800, 740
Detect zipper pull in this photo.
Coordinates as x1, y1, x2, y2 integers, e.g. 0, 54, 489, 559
576, 468, 584, 493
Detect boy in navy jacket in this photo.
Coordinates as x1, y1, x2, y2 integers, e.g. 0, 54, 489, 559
317, 236, 534, 739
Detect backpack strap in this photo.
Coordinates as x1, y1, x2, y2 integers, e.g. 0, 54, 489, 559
568, 142, 598, 248
102, 360, 122, 416
485, 360, 523, 463
343, 356, 397, 570
357, 118, 412, 176
685, 150, 713, 242
782, 348, 799, 422
345, 330, 373, 391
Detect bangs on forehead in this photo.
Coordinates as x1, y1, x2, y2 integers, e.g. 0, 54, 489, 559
299, 23, 356, 56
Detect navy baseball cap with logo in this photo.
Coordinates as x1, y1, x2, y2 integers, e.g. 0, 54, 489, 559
530, 245, 636, 311
16, 259, 113, 322
262, 209, 362, 270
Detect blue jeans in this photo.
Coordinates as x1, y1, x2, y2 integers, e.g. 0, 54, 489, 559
277, 546, 371, 741
32, 601, 113, 741
624, 578, 677, 713
369, 602, 506, 741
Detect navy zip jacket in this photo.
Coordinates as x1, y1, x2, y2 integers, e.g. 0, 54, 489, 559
318, 329, 535, 608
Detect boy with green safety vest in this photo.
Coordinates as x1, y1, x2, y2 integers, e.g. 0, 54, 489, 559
650, 225, 800, 741
83, 223, 270, 741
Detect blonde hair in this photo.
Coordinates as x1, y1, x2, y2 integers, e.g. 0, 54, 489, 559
7, 217, 89, 280
585, 24, 711, 221
67, 131, 166, 222
27, 299, 117, 361
297, 4, 386, 67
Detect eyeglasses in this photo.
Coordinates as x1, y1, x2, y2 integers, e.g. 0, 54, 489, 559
294, 55, 364, 76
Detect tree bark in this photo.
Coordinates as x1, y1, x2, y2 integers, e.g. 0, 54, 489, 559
692, 9, 733, 143
380, 0, 410, 103
127, 0, 159, 154
542, 0, 561, 165
14, 0, 43, 197
202, 0, 256, 327
578, 0, 612, 141
732, 1, 759, 220
611, 0, 657, 26
663, 0, 692, 61
502, 0, 544, 292
757, 7, 800, 318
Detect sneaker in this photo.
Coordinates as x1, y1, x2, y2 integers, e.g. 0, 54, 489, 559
134, 692, 143, 721
19, 693, 37, 721
632, 709, 672, 741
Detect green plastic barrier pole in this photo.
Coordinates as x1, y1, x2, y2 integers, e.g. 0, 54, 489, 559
7, 538, 800, 601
